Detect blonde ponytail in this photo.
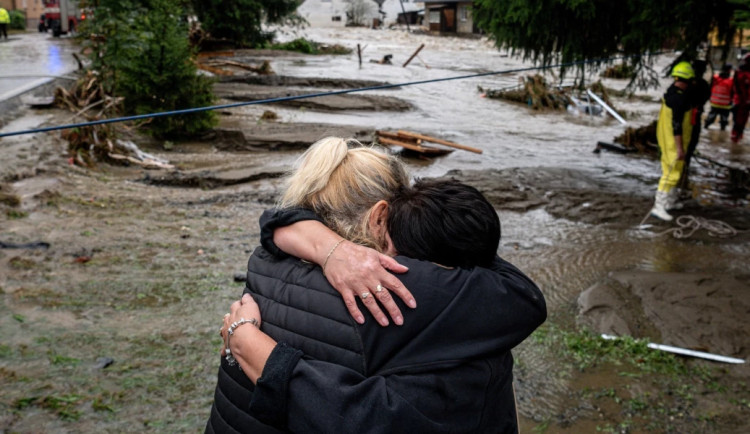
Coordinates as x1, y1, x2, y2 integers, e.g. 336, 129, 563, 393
278, 137, 409, 248
279, 137, 350, 209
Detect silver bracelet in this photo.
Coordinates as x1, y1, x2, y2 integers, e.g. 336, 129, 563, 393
225, 317, 260, 367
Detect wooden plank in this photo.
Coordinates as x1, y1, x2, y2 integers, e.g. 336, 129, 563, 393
403, 44, 425, 67
377, 137, 452, 155
376, 130, 418, 143
396, 130, 483, 154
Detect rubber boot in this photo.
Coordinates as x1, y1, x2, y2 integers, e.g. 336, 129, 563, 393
666, 189, 683, 210
650, 191, 673, 221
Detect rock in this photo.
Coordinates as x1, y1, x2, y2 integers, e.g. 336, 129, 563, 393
233, 273, 246, 282
94, 357, 114, 370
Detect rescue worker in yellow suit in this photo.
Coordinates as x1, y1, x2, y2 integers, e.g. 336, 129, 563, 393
651, 61, 694, 221
0, 7, 10, 40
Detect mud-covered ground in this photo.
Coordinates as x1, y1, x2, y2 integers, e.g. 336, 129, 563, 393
2, 30, 750, 433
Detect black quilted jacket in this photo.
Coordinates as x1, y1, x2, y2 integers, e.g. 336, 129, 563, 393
205, 211, 546, 434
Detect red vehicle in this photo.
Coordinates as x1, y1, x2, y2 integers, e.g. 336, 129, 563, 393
39, 0, 87, 37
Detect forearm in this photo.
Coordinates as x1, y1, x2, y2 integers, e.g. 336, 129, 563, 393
259, 208, 323, 258
274, 221, 343, 266
230, 323, 278, 384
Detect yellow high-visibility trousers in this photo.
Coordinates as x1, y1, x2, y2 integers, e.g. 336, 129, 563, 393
656, 101, 692, 193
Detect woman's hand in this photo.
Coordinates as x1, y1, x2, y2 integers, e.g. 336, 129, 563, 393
274, 220, 417, 327
220, 294, 275, 384
220, 294, 262, 355
325, 241, 417, 327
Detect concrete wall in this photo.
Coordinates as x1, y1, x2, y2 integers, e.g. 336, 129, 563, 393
455, 2, 473, 34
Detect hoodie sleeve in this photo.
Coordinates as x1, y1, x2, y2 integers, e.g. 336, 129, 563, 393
481, 256, 547, 347
259, 208, 323, 258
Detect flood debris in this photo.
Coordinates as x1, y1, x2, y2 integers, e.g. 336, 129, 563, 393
480, 77, 624, 119
198, 58, 273, 76
600, 62, 635, 79
611, 120, 659, 154
403, 43, 425, 68
600, 334, 745, 364
218, 75, 394, 89
370, 54, 393, 65
375, 130, 482, 156
106, 140, 174, 170
0, 185, 21, 207
93, 357, 115, 370
376, 131, 453, 156
141, 168, 285, 189
593, 141, 636, 154
0, 240, 51, 249
586, 89, 626, 124
260, 110, 278, 121
480, 75, 571, 110
22, 96, 56, 108
54, 71, 172, 169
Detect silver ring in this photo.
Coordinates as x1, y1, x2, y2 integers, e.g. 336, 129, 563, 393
361, 292, 371, 299
375, 284, 383, 293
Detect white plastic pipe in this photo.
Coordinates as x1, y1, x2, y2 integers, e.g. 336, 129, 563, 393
601, 334, 745, 364
587, 90, 627, 125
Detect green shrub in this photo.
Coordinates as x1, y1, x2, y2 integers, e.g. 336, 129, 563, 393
191, 0, 302, 47
269, 38, 352, 55
9, 10, 26, 30
270, 38, 318, 54
79, 0, 216, 138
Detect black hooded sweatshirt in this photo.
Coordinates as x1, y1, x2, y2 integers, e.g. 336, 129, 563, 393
205, 209, 546, 434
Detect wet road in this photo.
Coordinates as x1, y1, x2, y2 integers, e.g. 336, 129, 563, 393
0, 31, 79, 100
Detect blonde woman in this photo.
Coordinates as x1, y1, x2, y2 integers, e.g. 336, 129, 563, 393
206, 138, 545, 434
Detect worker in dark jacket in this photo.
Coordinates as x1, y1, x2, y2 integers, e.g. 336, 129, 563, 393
651, 61, 694, 221
679, 60, 711, 194
206, 138, 545, 433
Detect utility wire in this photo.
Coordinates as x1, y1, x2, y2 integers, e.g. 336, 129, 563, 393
0, 53, 659, 139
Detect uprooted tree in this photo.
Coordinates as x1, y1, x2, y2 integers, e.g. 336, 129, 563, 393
473, 0, 750, 89
57, 0, 216, 167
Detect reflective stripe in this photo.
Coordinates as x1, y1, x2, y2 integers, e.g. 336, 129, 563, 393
710, 75, 733, 107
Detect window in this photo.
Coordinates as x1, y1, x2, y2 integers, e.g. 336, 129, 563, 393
429, 10, 440, 24
459, 5, 469, 22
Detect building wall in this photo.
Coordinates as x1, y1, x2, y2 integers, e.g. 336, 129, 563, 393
25, 0, 45, 29
297, 0, 347, 28
456, 2, 473, 34
0, 0, 46, 29
423, 1, 476, 34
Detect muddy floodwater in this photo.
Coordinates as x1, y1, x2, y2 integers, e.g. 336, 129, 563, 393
1, 26, 749, 433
